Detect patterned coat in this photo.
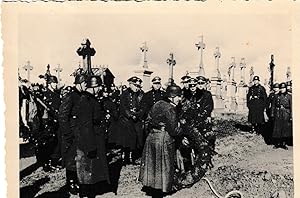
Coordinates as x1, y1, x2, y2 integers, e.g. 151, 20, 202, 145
139, 100, 182, 193
246, 84, 267, 124
58, 88, 81, 171
272, 93, 292, 138
75, 92, 110, 184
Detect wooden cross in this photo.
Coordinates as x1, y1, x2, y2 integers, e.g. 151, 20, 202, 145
239, 58, 246, 84
22, 61, 33, 82
77, 38, 96, 76
140, 42, 148, 69
195, 35, 206, 76
54, 64, 63, 86
214, 47, 221, 79
166, 53, 176, 84
228, 57, 236, 82
286, 66, 291, 82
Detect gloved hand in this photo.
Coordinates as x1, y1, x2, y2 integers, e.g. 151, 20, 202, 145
87, 149, 97, 159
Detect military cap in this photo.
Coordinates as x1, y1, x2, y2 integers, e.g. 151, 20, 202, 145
188, 78, 198, 87
127, 76, 139, 83
196, 76, 206, 84
286, 80, 292, 86
279, 82, 287, 89
272, 83, 280, 89
181, 75, 191, 83
48, 75, 58, 84
135, 78, 143, 88
152, 76, 161, 84
253, 76, 260, 81
86, 75, 101, 88
166, 85, 182, 98
74, 74, 87, 84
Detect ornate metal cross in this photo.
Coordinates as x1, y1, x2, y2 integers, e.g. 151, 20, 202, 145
140, 42, 148, 69
214, 47, 221, 79
166, 53, 176, 83
286, 66, 291, 82
77, 38, 96, 76
249, 66, 254, 86
54, 64, 63, 86
268, 54, 275, 89
195, 35, 206, 76
22, 61, 33, 82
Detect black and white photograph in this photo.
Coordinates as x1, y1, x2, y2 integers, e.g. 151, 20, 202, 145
2, 2, 300, 198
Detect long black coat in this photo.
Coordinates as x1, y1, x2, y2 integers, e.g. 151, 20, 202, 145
109, 89, 144, 150
75, 92, 110, 184
247, 84, 267, 124
140, 88, 166, 119
272, 93, 292, 139
139, 100, 182, 193
58, 88, 81, 171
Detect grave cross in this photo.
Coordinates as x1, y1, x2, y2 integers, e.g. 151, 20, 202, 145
54, 64, 63, 86
195, 35, 206, 76
166, 53, 176, 83
249, 66, 254, 86
22, 61, 33, 82
140, 42, 148, 69
213, 47, 221, 79
228, 57, 236, 82
77, 38, 96, 76
239, 58, 246, 85
286, 66, 291, 82
269, 54, 275, 89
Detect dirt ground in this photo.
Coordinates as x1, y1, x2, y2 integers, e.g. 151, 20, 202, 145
20, 116, 294, 198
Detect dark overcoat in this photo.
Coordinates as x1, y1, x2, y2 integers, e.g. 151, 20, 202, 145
272, 93, 292, 139
58, 88, 81, 171
139, 100, 182, 193
75, 92, 110, 184
109, 88, 143, 150
140, 88, 166, 119
247, 84, 267, 124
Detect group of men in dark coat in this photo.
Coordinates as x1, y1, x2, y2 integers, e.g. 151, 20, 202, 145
247, 76, 292, 150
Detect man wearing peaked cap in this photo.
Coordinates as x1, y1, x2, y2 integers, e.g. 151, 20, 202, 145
247, 75, 267, 134
109, 75, 144, 165
196, 76, 207, 90
265, 82, 280, 144
286, 80, 292, 94
140, 76, 166, 120
181, 75, 191, 100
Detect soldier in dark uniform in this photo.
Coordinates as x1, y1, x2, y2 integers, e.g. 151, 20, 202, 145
110, 76, 144, 165
246, 76, 267, 134
75, 76, 110, 198
58, 74, 87, 195
140, 76, 166, 120
271, 82, 292, 150
181, 75, 191, 100
38, 75, 61, 171
265, 83, 280, 144
196, 76, 214, 120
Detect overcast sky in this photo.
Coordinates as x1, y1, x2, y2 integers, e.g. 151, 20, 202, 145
18, 10, 292, 87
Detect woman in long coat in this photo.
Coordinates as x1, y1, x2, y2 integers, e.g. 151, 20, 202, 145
75, 76, 110, 198
271, 82, 292, 150
139, 85, 183, 197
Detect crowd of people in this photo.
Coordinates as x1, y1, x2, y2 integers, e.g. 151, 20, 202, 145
246, 76, 293, 150
19, 71, 292, 198
19, 71, 217, 198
